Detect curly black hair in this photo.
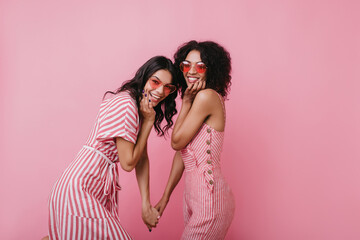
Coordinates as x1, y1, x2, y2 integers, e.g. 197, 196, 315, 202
104, 56, 178, 136
173, 40, 232, 98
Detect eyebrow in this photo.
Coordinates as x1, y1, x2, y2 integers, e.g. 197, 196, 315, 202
151, 75, 160, 81
184, 60, 204, 63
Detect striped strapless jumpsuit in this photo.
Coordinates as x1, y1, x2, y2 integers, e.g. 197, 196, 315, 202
180, 94, 235, 239
48, 92, 138, 239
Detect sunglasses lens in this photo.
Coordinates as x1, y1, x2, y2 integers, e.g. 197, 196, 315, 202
149, 78, 176, 95
180, 61, 191, 73
164, 85, 176, 95
196, 62, 207, 73
149, 79, 160, 89
181, 61, 207, 73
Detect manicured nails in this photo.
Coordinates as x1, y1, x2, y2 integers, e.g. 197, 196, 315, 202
145, 93, 147, 97
149, 99, 151, 102
149, 229, 152, 232
142, 89, 145, 93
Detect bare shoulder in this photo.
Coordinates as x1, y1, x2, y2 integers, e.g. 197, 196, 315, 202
194, 88, 219, 103
191, 89, 221, 117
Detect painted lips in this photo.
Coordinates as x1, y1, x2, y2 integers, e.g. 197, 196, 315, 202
149, 92, 161, 102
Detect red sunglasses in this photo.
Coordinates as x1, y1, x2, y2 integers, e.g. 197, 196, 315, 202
148, 77, 177, 95
180, 60, 207, 74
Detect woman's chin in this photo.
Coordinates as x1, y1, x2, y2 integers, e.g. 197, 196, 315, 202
150, 99, 161, 106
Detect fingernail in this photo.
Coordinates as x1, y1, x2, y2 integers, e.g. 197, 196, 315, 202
145, 94, 147, 97
149, 229, 152, 232
142, 90, 145, 93
149, 99, 151, 102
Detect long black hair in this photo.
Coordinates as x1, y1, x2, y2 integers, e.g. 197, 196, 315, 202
104, 56, 178, 136
174, 40, 232, 98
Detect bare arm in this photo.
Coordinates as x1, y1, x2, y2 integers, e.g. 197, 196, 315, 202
116, 90, 155, 172
172, 88, 216, 150
135, 147, 159, 230
155, 151, 184, 216
116, 120, 153, 172
115, 90, 159, 229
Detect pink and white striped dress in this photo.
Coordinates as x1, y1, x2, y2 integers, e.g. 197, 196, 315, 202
180, 93, 235, 240
48, 92, 139, 240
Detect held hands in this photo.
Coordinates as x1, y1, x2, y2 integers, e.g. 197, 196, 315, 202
140, 90, 155, 123
183, 80, 206, 104
154, 196, 169, 217
142, 205, 160, 232
142, 197, 168, 232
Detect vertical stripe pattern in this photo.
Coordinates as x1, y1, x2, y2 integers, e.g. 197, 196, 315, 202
48, 92, 139, 239
180, 93, 235, 240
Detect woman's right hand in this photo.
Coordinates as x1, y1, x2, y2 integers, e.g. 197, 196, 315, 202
140, 90, 156, 123
154, 196, 169, 217
183, 80, 206, 104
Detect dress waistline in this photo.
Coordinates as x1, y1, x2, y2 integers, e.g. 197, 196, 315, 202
82, 145, 120, 215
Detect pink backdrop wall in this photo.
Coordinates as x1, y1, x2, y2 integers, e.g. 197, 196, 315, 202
1, 0, 359, 239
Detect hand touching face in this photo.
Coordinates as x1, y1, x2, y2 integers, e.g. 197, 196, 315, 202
143, 69, 175, 107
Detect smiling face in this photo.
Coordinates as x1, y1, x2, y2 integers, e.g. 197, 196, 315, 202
143, 69, 173, 107
183, 50, 207, 86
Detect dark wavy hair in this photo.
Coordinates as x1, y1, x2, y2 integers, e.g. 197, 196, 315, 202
174, 40, 232, 98
104, 56, 178, 136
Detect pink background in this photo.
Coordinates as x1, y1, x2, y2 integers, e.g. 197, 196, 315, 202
1, 0, 359, 239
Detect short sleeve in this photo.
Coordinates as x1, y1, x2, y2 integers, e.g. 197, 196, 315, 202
96, 95, 139, 145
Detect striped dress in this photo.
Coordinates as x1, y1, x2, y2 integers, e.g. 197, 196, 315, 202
48, 92, 139, 240
180, 93, 235, 240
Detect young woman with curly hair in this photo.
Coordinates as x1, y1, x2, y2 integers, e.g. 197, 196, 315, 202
45, 56, 178, 240
155, 41, 235, 239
